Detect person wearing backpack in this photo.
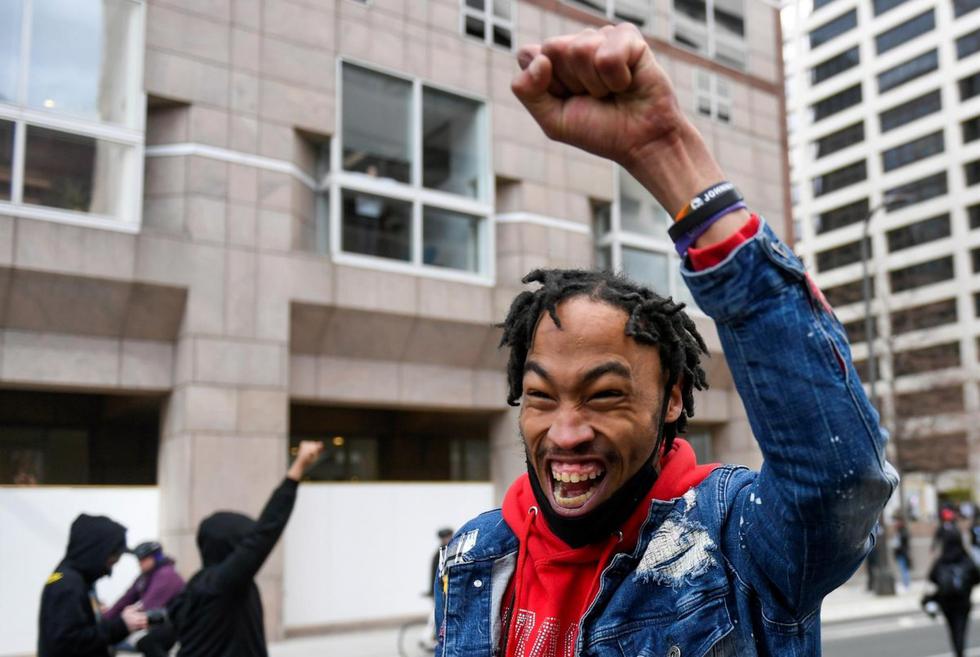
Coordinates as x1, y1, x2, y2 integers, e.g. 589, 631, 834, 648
926, 527, 980, 657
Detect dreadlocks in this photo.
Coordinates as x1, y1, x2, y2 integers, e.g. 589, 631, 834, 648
498, 268, 709, 452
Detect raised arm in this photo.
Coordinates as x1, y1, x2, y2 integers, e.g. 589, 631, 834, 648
512, 23, 896, 617
210, 440, 324, 591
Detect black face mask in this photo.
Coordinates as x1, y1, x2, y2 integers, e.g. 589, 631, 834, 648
525, 389, 673, 549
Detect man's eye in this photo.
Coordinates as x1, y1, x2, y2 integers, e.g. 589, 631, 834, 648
526, 390, 553, 400
591, 390, 623, 400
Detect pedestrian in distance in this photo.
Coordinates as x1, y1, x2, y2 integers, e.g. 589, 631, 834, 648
168, 440, 324, 657
105, 540, 184, 657
892, 515, 912, 591
433, 23, 897, 657
38, 514, 148, 657
925, 527, 980, 657
970, 514, 980, 566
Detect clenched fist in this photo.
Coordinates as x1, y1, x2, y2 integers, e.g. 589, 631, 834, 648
287, 440, 325, 482
511, 23, 731, 219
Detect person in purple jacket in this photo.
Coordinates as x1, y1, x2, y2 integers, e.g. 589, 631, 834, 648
106, 541, 184, 657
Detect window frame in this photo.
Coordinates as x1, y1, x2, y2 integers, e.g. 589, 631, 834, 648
593, 166, 701, 313
563, 1, 655, 28
460, 0, 515, 51
329, 58, 495, 286
694, 70, 732, 123
0, 0, 146, 233
671, 0, 747, 70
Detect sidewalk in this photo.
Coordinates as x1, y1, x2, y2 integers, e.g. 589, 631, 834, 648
821, 580, 930, 625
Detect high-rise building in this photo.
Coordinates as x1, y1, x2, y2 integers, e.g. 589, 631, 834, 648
0, 1, 784, 652
785, 0, 980, 517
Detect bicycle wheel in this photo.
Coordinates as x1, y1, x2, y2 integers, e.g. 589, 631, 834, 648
397, 619, 434, 657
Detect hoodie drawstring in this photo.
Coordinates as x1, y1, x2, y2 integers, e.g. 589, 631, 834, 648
501, 505, 539, 656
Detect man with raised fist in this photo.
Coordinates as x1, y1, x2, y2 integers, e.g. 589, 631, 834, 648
434, 24, 896, 657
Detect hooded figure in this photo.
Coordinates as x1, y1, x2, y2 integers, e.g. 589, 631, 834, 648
169, 481, 300, 657
38, 514, 130, 657
928, 527, 980, 657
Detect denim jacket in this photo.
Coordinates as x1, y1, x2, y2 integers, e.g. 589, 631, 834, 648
434, 220, 898, 657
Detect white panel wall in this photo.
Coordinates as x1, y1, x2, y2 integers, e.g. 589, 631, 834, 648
0, 487, 160, 657
283, 483, 494, 628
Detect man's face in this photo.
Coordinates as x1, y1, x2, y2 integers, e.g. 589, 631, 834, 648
520, 297, 682, 517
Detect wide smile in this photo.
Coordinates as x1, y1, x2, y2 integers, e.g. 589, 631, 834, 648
546, 460, 609, 516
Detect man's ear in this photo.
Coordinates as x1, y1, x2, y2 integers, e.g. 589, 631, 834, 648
665, 379, 684, 423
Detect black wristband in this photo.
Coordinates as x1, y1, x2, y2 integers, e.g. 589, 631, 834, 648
667, 182, 743, 244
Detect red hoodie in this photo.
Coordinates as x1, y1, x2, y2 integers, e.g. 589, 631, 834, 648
499, 439, 718, 657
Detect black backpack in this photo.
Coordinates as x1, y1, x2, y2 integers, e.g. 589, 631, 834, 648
936, 561, 973, 597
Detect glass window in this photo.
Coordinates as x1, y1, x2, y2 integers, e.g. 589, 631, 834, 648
28, 0, 138, 125
955, 0, 980, 18
812, 46, 860, 85
0, 0, 21, 104
0, 120, 12, 201
423, 87, 484, 199
877, 49, 938, 94
809, 9, 857, 49
875, 10, 934, 55
814, 122, 864, 159
336, 63, 490, 276
892, 298, 957, 335
881, 130, 944, 172
816, 197, 869, 233
568, 1, 653, 27
622, 246, 670, 292
340, 189, 412, 262
342, 64, 413, 183
957, 27, 980, 59
811, 160, 867, 197
962, 71, 980, 100
874, 0, 911, 15
23, 126, 130, 216
0, 390, 161, 486
620, 167, 670, 234
885, 171, 947, 209
880, 89, 941, 132
812, 83, 862, 122
423, 207, 480, 272
291, 406, 493, 482
816, 238, 869, 272
970, 202, 980, 229
672, 0, 744, 67
893, 342, 960, 377
814, 0, 837, 9
889, 255, 954, 292
823, 279, 872, 307
0, 0, 143, 226
895, 386, 964, 417
842, 319, 869, 343
886, 214, 950, 251
967, 158, 980, 186
461, 0, 514, 49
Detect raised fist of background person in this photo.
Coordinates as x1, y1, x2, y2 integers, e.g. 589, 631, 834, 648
287, 440, 325, 482
510, 23, 730, 217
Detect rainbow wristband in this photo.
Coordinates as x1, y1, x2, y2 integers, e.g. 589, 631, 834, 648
673, 201, 747, 256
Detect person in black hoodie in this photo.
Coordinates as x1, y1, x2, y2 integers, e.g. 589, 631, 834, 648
927, 527, 980, 657
170, 440, 324, 657
38, 514, 148, 657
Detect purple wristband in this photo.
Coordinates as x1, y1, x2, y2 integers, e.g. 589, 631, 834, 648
674, 201, 747, 256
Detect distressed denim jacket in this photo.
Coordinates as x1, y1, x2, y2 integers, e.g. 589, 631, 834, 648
434, 220, 898, 657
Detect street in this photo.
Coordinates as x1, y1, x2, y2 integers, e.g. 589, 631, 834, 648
824, 611, 980, 657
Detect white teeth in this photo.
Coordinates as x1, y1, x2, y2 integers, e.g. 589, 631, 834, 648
550, 468, 605, 481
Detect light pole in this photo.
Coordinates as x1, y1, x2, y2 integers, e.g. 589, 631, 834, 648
860, 192, 911, 596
